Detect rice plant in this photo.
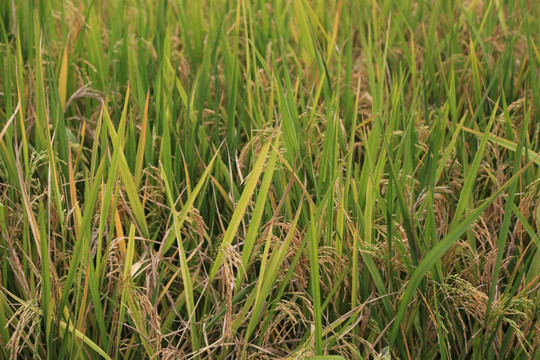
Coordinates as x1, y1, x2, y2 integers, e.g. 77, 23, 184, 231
0, 0, 539, 359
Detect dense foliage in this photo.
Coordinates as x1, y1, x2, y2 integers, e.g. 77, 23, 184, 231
0, 0, 539, 359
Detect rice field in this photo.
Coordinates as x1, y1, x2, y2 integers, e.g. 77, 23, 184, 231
0, 0, 539, 359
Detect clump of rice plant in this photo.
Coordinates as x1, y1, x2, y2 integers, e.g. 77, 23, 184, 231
0, 0, 538, 359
